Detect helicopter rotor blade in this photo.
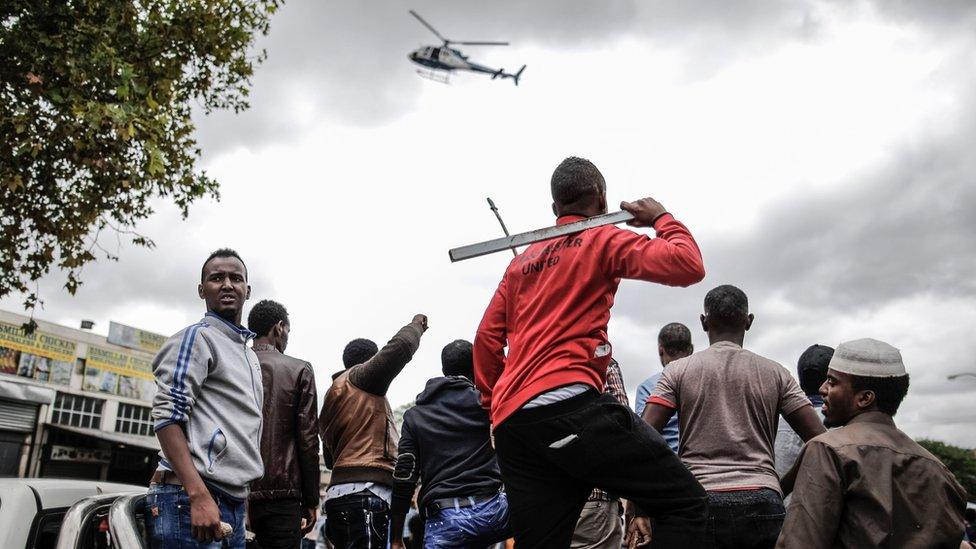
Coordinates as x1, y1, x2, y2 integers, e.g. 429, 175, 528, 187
409, 10, 449, 44
455, 41, 510, 46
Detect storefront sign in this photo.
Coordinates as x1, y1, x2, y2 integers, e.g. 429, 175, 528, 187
107, 321, 166, 354
0, 321, 77, 363
50, 444, 111, 463
85, 345, 156, 401
86, 345, 153, 380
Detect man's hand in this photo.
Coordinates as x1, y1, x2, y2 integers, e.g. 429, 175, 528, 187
620, 198, 667, 228
189, 491, 223, 543
412, 314, 429, 332
626, 516, 652, 548
300, 506, 317, 536
391, 540, 406, 549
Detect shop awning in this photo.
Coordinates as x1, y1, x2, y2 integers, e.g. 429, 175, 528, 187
0, 378, 56, 405
48, 423, 160, 451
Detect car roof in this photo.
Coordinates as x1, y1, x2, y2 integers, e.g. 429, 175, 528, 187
0, 478, 143, 510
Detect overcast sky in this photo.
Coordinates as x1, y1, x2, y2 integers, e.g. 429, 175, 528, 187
5, 0, 976, 446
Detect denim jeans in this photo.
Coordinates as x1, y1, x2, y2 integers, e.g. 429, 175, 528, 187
324, 492, 390, 549
145, 482, 246, 548
423, 492, 512, 549
705, 488, 785, 549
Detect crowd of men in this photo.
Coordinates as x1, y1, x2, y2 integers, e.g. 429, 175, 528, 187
146, 157, 970, 548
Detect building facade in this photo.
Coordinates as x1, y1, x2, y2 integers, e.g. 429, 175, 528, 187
0, 310, 163, 485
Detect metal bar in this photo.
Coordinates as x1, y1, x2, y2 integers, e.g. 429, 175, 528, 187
487, 197, 517, 257
449, 210, 634, 262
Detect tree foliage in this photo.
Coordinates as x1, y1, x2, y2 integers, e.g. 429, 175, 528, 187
918, 438, 976, 499
0, 0, 281, 312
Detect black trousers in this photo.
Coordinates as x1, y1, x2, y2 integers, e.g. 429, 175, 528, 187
250, 498, 302, 549
324, 492, 390, 549
494, 390, 708, 548
705, 489, 785, 549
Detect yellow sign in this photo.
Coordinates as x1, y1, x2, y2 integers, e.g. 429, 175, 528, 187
86, 345, 154, 380
0, 321, 77, 363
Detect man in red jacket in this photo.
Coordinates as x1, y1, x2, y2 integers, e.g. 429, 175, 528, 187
474, 156, 709, 548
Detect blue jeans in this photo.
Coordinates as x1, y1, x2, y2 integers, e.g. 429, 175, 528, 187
145, 483, 246, 548
705, 488, 785, 549
424, 492, 512, 549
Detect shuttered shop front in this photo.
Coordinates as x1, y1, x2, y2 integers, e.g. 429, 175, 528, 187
0, 397, 39, 432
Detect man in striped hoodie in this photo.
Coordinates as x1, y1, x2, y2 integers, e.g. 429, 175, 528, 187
147, 248, 265, 548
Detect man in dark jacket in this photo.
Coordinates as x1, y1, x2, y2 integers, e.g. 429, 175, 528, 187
247, 300, 321, 549
391, 340, 511, 549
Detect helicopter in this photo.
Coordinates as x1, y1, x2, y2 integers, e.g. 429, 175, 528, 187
407, 10, 526, 86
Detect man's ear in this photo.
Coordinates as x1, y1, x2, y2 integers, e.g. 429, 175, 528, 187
700, 314, 708, 332
245, 284, 251, 300
855, 389, 877, 411
552, 202, 558, 217
658, 344, 665, 359
598, 191, 608, 213
745, 313, 755, 331
198, 283, 205, 299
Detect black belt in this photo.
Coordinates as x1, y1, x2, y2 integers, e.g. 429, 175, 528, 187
149, 470, 181, 486
425, 493, 497, 516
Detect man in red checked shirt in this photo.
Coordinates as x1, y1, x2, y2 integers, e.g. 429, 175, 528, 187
474, 156, 709, 548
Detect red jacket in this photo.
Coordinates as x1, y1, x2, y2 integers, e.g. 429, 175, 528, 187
473, 213, 705, 426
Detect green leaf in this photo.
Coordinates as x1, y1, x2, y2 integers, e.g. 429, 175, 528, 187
0, 0, 277, 310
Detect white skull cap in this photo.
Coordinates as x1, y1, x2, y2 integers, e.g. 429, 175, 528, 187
828, 338, 907, 378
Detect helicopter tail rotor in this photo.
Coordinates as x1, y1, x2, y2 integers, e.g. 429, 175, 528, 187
513, 65, 526, 86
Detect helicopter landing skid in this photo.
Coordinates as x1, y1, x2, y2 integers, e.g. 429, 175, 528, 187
416, 69, 450, 84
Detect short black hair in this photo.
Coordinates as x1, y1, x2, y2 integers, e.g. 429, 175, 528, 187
658, 323, 693, 356
703, 285, 749, 331
851, 373, 910, 416
202, 248, 248, 282
797, 344, 833, 395
343, 338, 378, 369
551, 156, 606, 207
247, 300, 288, 338
441, 339, 473, 379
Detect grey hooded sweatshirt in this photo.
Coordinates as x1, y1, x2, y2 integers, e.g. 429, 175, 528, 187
151, 312, 265, 498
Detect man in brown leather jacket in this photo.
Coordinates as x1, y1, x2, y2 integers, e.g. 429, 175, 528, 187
319, 314, 428, 549
247, 300, 321, 549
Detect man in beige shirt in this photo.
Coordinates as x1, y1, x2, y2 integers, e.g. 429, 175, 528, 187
777, 338, 968, 549
638, 285, 825, 548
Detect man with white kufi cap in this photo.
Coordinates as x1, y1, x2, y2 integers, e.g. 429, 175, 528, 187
776, 338, 968, 548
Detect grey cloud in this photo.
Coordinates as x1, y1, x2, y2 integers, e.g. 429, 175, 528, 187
613, 81, 976, 326
194, 0, 825, 153
0, 228, 277, 336
192, 0, 976, 153
607, 77, 976, 445
840, 0, 976, 29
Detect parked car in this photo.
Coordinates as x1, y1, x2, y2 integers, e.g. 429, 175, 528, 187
0, 478, 143, 549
